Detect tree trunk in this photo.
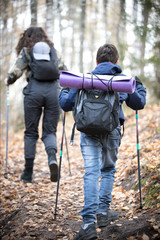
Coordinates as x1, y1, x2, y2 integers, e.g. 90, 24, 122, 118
56, 0, 63, 50
133, 0, 138, 24
154, 42, 160, 98
30, 0, 37, 26
79, 0, 86, 72
89, 0, 98, 71
45, 0, 54, 40
103, 0, 108, 43
139, 0, 151, 76
116, 0, 126, 68
68, 0, 76, 70
0, 0, 10, 142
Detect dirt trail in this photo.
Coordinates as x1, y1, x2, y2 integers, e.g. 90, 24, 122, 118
0, 104, 160, 239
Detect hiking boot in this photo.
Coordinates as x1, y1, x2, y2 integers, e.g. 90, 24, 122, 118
74, 223, 97, 240
21, 168, 33, 183
21, 159, 33, 183
47, 149, 58, 182
49, 160, 58, 182
97, 210, 119, 228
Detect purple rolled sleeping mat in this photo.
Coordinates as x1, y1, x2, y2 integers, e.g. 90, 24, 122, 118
59, 71, 136, 93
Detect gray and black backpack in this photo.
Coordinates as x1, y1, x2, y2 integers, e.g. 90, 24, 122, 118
29, 45, 60, 81
73, 76, 120, 135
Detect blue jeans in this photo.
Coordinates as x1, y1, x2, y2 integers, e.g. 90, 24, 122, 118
80, 126, 121, 223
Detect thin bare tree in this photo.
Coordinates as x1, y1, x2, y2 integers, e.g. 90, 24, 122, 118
103, 0, 108, 43
45, 0, 54, 40
116, 0, 127, 68
30, 0, 37, 26
139, 0, 151, 76
79, 0, 86, 72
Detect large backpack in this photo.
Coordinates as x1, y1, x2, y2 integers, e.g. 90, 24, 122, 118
29, 45, 60, 81
73, 76, 120, 135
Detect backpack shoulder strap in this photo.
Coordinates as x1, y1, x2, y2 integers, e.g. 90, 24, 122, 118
70, 89, 83, 145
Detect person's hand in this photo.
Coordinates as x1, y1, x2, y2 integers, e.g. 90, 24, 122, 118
4, 78, 9, 86
135, 76, 143, 86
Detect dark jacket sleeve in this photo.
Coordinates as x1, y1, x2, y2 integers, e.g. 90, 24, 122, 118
59, 88, 78, 112
119, 84, 146, 125
125, 84, 146, 110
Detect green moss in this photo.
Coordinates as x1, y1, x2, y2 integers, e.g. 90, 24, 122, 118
144, 183, 160, 208
131, 163, 159, 208
131, 177, 147, 190
155, 127, 160, 132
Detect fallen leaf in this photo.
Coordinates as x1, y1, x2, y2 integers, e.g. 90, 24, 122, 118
142, 233, 150, 240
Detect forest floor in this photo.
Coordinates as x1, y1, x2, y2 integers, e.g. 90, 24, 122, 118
0, 103, 160, 240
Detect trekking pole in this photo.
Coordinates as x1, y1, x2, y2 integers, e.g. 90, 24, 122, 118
64, 130, 72, 176
4, 86, 9, 179
54, 111, 66, 219
136, 110, 143, 209
70, 123, 76, 145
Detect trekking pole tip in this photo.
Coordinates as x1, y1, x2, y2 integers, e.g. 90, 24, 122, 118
4, 173, 8, 178
54, 213, 57, 220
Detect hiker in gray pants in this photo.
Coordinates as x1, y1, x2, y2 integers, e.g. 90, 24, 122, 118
5, 27, 67, 183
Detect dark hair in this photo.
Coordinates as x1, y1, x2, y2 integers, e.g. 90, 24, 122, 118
16, 27, 54, 56
96, 43, 119, 64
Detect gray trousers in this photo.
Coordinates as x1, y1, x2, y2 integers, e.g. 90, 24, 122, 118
23, 79, 60, 160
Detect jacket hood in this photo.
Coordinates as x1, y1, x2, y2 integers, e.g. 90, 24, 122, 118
92, 62, 122, 75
